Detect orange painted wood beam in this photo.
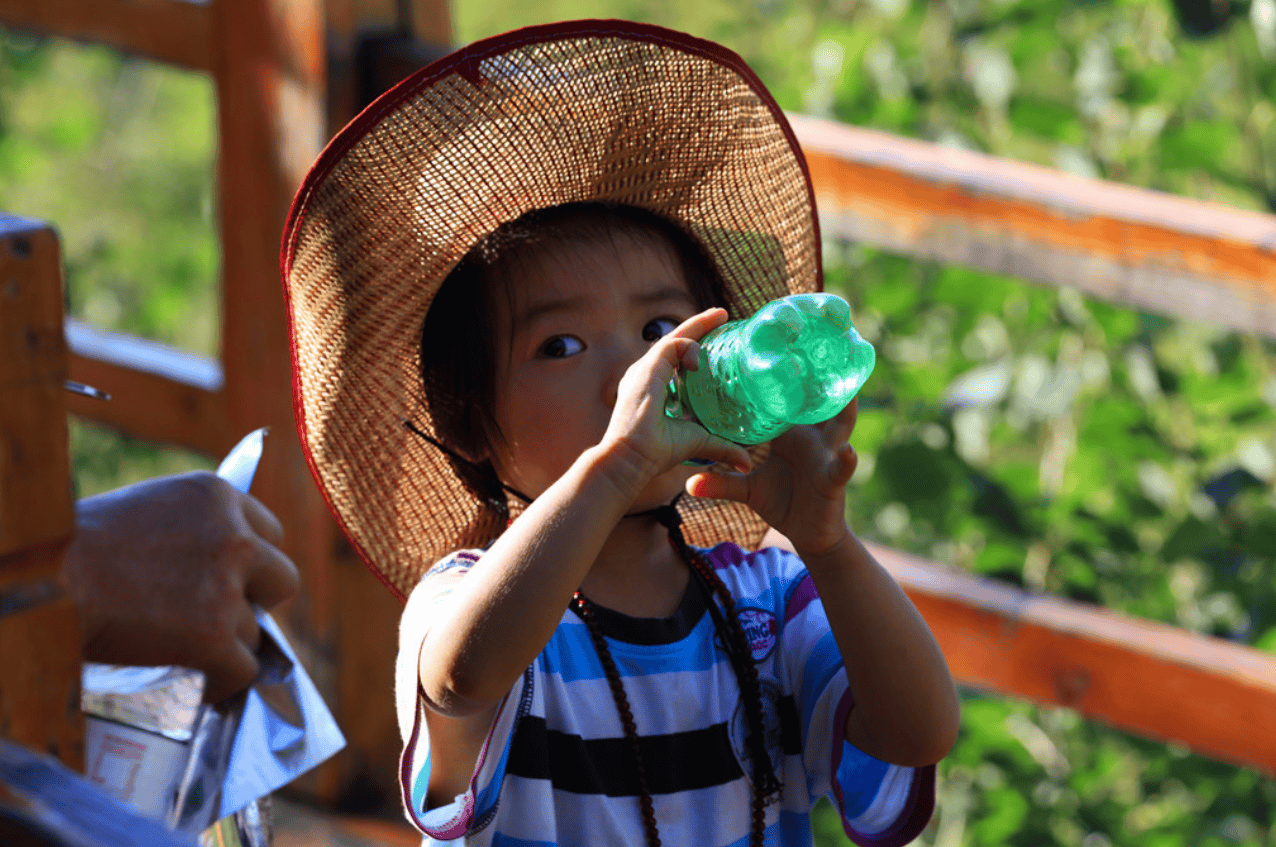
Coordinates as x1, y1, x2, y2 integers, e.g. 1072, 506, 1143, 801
873, 542, 1276, 776
63, 319, 228, 456
0, 0, 213, 72
792, 114, 1276, 339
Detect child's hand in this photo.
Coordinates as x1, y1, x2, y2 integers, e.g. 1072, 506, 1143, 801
600, 308, 753, 483
687, 398, 860, 556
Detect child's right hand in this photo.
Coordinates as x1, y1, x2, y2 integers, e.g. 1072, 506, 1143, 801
598, 308, 753, 487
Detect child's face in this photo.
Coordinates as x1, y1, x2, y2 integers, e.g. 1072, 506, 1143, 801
486, 231, 701, 508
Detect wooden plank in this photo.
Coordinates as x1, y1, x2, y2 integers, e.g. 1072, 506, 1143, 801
407, 0, 452, 47
0, 546, 84, 771
63, 319, 227, 456
316, 1, 451, 807
212, 0, 348, 804
0, 0, 213, 73
0, 217, 73, 558
327, 544, 407, 811
871, 542, 1276, 776
325, 0, 452, 138
0, 215, 82, 770
792, 114, 1276, 340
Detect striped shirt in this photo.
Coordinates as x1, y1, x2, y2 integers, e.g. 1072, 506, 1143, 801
395, 542, 936, 846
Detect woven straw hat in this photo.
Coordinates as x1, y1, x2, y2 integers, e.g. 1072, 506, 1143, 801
282, 20, 823, 600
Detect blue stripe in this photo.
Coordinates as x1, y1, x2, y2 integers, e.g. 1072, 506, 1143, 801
798, 631, 843, 740
473, 672, 532, 824
473, 733, 513, 823
540, 616, 723, 682
776, 809, 814, 845
490, 833, 557, 847
836, 741, 891, 818
537, 625, 605, 681
719, 810, 812, 846
411, 749, 430, 817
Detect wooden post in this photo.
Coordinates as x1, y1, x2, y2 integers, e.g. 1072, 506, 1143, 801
210, 0, 453, 810
0, 215, 82, 770
210, 0, 344, 802
304, 0, 454, 811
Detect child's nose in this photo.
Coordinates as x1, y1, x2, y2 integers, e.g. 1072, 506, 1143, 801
600, 339, 645, 407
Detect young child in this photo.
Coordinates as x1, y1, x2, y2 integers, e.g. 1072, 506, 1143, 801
282, 20, 959, 847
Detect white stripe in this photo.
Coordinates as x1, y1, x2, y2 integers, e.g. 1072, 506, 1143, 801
536, 661, 741, 738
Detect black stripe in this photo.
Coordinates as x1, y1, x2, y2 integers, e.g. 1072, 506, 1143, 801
778, 695, 802, 755
573, 580, 708, 645
507, 715, 744, 795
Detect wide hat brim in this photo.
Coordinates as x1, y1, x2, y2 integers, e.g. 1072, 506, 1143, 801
281, 20, 823, 600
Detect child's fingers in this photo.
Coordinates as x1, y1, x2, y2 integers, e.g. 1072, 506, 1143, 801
669, 307, 729, 343
627, 309, 725, 390
685, 465, 750, 503
680, 432, 752, 476
830, 442, 858, 487
821, 397, 859, 447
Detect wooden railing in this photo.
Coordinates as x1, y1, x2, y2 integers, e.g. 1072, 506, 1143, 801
791, 114, 1276, 341
3, 0, 1274, 810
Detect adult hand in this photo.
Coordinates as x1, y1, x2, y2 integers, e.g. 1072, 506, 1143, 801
62, 471, 300, 704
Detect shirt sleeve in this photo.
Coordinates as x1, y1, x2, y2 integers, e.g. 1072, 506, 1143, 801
769, 548, 937, 847
394, 550, 531, 842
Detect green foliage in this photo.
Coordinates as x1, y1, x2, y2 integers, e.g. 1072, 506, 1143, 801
0, 31, 219, 355
5, 0, 1276, 844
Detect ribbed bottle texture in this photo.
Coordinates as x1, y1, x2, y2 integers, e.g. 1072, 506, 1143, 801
665, 293, 875, 445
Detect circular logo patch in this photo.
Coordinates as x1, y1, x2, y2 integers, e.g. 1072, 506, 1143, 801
736, 607, 778, 662
730, 677, 785, 781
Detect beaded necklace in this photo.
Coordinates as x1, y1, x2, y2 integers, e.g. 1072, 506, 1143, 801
569, 500, 780, 847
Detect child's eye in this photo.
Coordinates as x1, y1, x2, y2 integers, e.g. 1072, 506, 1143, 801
642, 318, 680, 342
539, 335, 584, 358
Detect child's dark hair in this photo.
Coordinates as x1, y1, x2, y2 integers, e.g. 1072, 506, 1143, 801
418, 202, 782, 846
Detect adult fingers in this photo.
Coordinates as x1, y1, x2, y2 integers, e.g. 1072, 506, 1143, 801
237, 490, 285, 546
234, 600, 262, 654
202, 634, 260, 704
243, 536, 300, 610
231, 489, 298, 609
192, 601, 262, 704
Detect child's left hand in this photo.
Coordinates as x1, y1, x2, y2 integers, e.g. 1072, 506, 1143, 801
686, 398, 859, 557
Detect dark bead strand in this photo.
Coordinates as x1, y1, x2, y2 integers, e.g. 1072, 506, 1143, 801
572, 493, 780, 847
682, 543, 782, 847
571, 592, 662, 847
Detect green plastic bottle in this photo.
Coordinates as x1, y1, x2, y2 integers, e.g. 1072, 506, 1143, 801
665, 293, 876, 445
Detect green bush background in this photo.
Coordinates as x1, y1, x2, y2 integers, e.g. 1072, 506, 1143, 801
2, 0, 1274, 843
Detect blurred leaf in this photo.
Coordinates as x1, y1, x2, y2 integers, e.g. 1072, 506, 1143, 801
874, 439, 956, 503
1161, 515, 1229, 562
1009, 97, 1085, 143
1158, 120, 1242, 175
970, 785, 1030, 842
